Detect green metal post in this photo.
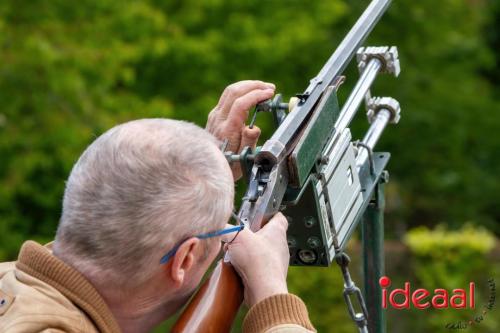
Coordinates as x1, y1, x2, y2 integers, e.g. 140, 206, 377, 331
362, 171, 388, 333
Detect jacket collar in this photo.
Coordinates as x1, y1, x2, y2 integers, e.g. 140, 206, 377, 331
16, 240, 121, 333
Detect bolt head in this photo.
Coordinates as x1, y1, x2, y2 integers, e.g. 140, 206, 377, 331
304, 217, 316, 228
307, 237, 321, 249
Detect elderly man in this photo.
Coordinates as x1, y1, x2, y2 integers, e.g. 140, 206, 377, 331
0, 81, 316, 333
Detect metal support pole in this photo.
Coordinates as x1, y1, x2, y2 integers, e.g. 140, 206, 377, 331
362, 175, 387, 333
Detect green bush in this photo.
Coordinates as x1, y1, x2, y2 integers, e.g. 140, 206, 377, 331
405, 224, 495, 287
403, 225, 497, 333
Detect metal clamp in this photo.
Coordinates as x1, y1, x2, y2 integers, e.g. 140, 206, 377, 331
357, 46, 400, 77
366, 97, 401, 124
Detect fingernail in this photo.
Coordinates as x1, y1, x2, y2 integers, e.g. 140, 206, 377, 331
266, 83, 276, 89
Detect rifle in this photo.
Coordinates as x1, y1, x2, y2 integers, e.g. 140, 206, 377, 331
172, 0, 400, 332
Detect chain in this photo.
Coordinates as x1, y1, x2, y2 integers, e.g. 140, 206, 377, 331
336, 252, 370, 333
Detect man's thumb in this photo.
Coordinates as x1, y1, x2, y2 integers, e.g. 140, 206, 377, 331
260, 212, 288, 236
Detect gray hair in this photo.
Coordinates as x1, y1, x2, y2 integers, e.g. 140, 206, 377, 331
54, 119, 234, 287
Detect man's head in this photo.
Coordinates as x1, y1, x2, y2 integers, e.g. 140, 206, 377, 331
53, 119, 234, 298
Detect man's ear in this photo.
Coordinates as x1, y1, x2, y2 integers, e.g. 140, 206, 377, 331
168, 238, 201, 287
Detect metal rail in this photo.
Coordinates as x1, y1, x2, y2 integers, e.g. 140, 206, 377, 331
336, 59, 382, 132
323, 58, 383, 156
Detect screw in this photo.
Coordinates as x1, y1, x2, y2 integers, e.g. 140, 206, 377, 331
320, 156, 329, 165
304, 217, 316, 228
307, 237, 321, 249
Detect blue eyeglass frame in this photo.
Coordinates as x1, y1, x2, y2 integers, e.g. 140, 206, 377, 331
159, 224, 244, 264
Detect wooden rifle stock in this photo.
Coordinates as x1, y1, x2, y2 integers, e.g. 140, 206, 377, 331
171, 259, 243, 333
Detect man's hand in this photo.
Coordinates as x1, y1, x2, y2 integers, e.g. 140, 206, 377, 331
222, 213, 289, 307
206, 80, 275, 180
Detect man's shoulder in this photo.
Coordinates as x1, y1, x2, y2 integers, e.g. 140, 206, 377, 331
0, 262, 98, 333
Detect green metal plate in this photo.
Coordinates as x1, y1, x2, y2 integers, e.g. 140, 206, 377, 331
288, 87, 341, 188
284, 177, 332, 267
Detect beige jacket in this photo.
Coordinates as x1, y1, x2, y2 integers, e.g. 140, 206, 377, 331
0, 241, 315, 333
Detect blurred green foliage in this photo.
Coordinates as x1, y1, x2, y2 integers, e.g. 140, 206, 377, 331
1, 0, 499, 332
405, 224, 495, 262
402, 225, 498, 332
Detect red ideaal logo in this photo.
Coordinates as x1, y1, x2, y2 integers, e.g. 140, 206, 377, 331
379, 276, 475, 309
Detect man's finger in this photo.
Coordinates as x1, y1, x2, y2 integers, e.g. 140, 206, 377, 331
238, 125, 261, 152
226, 88, 275, 127
219, 81, 275, 118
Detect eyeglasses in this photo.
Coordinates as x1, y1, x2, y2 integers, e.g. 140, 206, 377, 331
159, 212, 244, 265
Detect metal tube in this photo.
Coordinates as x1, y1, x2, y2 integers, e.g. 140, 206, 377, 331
356, 108, 391, 169
323, 59, 382, 156
335, 58, 382, 132
362, 181, 387, 333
